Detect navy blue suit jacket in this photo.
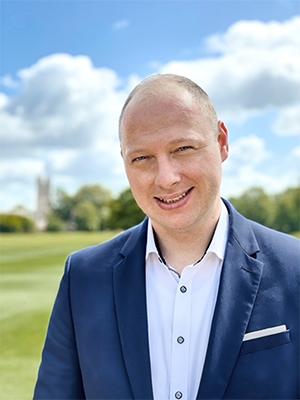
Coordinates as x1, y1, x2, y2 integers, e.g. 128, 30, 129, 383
34, 200, 300, 399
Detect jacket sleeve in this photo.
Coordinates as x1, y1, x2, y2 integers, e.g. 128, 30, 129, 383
33, 256, 85, 399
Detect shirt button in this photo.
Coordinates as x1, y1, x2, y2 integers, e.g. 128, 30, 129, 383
177, 336, 184, 344
175, 391, 183, 399
180, 285, 187, 293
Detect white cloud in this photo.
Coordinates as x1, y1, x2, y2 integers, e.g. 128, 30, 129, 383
0, 53, 130, 210
227, 134, 270, 166
224, 135, 270, 195
222, 165, 296, 198
291, 146, 300, 158
0, 158, 46, 210
272, 104, 300, 136
0, 158, 45, 179
0, 74, 18, 89
222, 134, 295, 196
206, 17, 300, 54
160, 17, 300, 128
0, 54, 127, 156
0, 93, 8, 109
1, 17, 300, 211
112, 19, 130, 31
46, 149, 78, 171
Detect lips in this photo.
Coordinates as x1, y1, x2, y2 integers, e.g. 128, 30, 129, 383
155, 187, 193, 204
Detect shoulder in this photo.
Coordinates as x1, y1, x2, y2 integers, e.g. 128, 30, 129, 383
243, 217, 300, 251
248, 220, 299, 275
229, 205, 300, 316
249, 219, 299, 253
224, 199, 299, 278
224, 198, 299, 263
224, 198, 299, 253
66, 219, 148, 273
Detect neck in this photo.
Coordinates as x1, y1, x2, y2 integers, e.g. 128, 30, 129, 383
152, 200, 222, 274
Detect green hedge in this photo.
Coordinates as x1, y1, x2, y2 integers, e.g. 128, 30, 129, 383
0, 214, 35, 233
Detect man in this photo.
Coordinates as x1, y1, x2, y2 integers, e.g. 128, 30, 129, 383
34, 74, 300, 399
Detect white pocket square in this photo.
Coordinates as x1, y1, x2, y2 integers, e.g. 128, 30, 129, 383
243, 324, 288, 342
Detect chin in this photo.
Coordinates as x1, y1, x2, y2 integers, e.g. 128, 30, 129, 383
152, 213, 200, 233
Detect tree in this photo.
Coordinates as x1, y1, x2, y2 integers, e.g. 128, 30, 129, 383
108, 188, 145, 230
0, 214, 35, 232
74, 185, 112, 229
273, 187, 300, 233
46, 212, 65, 232
74, 185, 112, 209
53, 184, 112, 230
229, 187, 275, 228
53, 189, 76, 222
73, 201, 100, 231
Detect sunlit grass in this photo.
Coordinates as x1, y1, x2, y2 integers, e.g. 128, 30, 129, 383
0, 231, 118, 399
1, 229, 298, 399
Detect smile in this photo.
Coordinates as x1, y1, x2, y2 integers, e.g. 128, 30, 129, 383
155, 188, 193, 204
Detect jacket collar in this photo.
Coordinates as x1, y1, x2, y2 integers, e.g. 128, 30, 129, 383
197, 199, 263, 398
113, 218, 154, 399
223, 198, 260, 256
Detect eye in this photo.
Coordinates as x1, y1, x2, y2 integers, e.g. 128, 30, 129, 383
175, 145, 194, 153
131, 155, 149, 163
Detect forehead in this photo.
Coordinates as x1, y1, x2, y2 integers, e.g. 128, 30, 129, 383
121, 86, 209, 138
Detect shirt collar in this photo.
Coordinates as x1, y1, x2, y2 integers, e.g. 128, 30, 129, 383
146, 218, 161, 262
145, 200, 229, 263
206, 200, 229, 261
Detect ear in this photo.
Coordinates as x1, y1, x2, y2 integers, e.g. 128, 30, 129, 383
217, 121, 229, 162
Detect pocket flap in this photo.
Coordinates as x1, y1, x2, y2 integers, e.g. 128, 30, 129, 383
240, 330, 291, 355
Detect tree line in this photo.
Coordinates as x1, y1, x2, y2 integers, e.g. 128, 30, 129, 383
47, 185, 144, 232
0, 185, 299, 234
48, 184, 299, 234
229, 186, 299, 234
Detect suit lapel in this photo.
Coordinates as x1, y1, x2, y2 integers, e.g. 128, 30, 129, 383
113, 220, 153, 400
197, 201, 264, 399
112, 203, 264, 399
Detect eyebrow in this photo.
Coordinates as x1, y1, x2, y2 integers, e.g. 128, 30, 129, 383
124, 148, 148, 158
168, 137, 199, 145
125, 137, 202, 157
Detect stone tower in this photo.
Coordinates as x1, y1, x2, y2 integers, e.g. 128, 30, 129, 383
36, 176, 51, 230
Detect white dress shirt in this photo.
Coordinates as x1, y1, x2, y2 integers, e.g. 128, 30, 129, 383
145, 201, 229, 400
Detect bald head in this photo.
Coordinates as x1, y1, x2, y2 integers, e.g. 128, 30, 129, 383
119, 74, 218, 140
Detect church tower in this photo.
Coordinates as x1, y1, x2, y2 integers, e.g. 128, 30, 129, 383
36, 176, 51, 230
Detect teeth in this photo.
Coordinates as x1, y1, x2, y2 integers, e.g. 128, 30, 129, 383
158, 190, 189, 204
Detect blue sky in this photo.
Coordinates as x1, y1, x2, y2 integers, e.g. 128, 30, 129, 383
0, 0, 299, 212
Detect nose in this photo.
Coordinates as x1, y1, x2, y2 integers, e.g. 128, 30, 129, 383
154, 156, 181, 189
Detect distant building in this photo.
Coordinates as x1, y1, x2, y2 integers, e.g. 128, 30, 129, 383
35, 176, 51, 230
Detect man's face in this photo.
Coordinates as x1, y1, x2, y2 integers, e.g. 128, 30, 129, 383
120, 86, 228, 236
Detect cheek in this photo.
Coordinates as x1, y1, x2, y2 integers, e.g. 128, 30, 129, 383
188, 156, 222, 185
126, 170, 151, 198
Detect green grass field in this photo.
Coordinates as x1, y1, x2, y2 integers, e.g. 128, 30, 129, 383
0, 231, 117, 400
1, 229, 299, 399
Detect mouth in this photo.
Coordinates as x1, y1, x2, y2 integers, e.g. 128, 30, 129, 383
154, 187, 194, 206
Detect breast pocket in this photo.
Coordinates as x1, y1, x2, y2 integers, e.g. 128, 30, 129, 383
240, 330, 291, 355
